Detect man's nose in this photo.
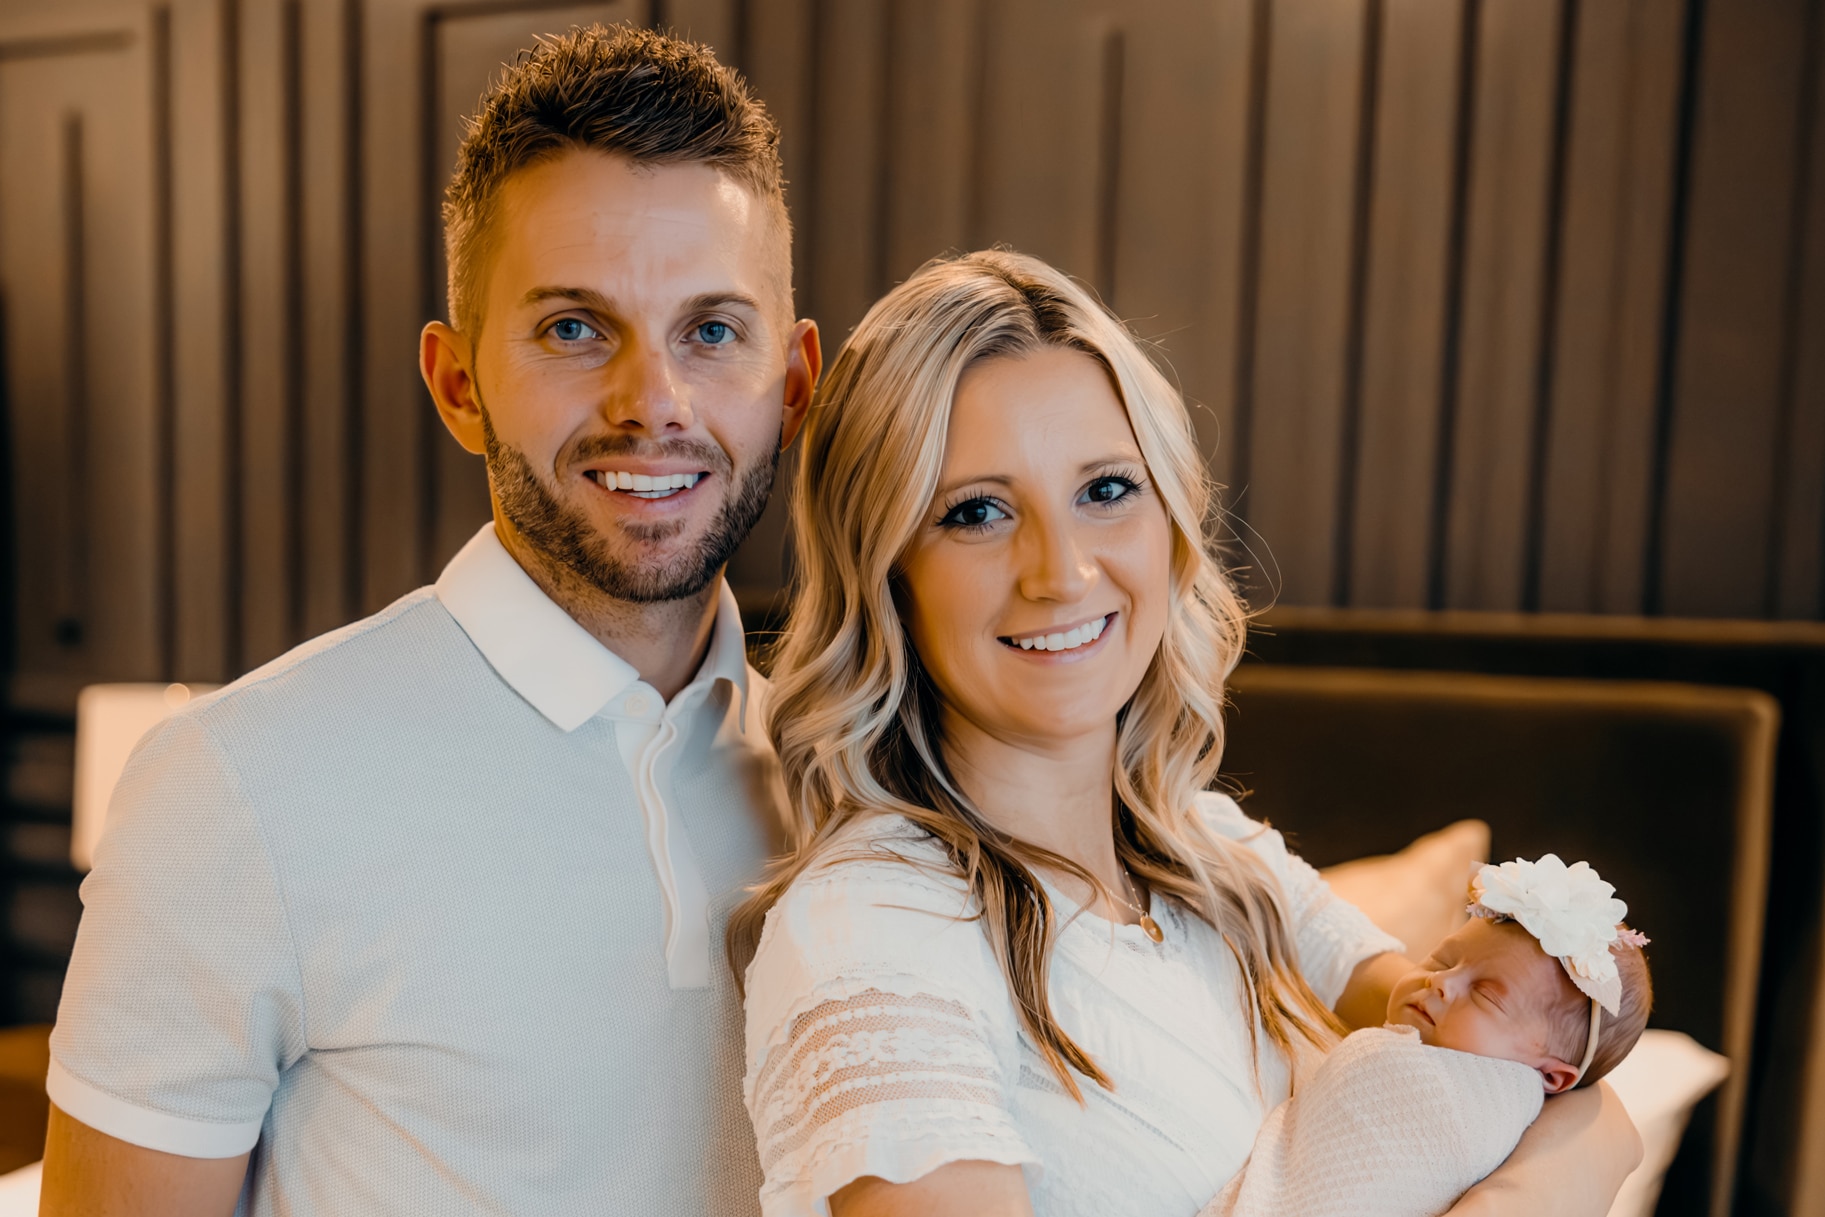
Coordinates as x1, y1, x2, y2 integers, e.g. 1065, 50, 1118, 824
1016, 513, 1097, 604
603, 341, 693, 432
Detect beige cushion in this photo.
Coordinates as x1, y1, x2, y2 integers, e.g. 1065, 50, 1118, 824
1319, 819, 1490, 961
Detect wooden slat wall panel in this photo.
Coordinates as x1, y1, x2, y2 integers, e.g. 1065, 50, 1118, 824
8, 0, 1825, 689
1346, 0, 1462, 608
169, 0, 235, 679
1244, 0, 1367, 607
1108, 0, 1257, 489
971, 2, 1107, 300
0, 11, 161, 705
297, 0, 359, 641
1538, 0, 1685, 616
1774, 5, 1825, 622
1441, 0, 1562, 611
1660, 0, 1813, 620
238, 0, 297, 669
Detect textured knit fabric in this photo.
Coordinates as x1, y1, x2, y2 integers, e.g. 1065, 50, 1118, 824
742, 792, 1405, 1217
50, 524, 783, 1216
1202, 1025, 1544, 1217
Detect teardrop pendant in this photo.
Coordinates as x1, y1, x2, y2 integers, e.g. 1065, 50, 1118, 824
1140, 913, 1163, 943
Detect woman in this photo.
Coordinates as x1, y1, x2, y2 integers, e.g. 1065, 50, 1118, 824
730, 251, 1639, 1217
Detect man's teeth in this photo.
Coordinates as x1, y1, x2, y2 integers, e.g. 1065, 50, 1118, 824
1014, 615, 1109, 652
592, 471, 704, 496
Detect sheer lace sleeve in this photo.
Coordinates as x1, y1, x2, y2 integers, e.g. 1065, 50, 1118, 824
1195, 792, 1405, 1008
742, 828, 1037, 1217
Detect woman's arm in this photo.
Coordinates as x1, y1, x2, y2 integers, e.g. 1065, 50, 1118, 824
1333, 951, 1414, 1030
1443, 1081, 1643, 1217
831, 1161, 1035, 1217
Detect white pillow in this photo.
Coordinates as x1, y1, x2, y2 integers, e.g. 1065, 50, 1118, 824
1601, 1030, 1729, 1217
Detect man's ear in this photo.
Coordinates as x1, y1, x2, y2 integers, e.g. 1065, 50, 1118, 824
422, 321, 486, 455
779, 318, 821, 450
1538, 1057, 1581, 1095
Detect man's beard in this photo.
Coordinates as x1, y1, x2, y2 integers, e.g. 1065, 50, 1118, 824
480, 406, 777, 604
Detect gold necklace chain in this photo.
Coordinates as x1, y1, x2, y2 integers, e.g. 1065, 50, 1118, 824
1115, 865, 1165, 944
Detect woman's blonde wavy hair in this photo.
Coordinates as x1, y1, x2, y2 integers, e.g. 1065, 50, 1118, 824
728, 249, 1343, 1099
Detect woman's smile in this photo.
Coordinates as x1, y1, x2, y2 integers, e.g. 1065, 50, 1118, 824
998, 611, 1118, 661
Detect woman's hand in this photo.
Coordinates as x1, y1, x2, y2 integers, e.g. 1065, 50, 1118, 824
830, 1160, 1036, 1217
1444, 1080, 1643, 1217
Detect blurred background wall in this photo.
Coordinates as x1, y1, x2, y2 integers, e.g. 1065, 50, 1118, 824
0, 0, 1819, 1032
2, 0, 1822, 708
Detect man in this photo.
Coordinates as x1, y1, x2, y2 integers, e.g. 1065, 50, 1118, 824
41, 25, 818, 1215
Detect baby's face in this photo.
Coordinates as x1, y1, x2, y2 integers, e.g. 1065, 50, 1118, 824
1386, 918, 1579, 1088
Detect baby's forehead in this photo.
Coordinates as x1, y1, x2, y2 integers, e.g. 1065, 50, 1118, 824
1457, 919, 1580, 997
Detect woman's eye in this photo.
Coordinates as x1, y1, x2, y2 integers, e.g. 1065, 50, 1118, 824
1082, 476, 1139, 505
694, 320, 734, 345
550, 318, 601, 342
939, 498, 1009, 530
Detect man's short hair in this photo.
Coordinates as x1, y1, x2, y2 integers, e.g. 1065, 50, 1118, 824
442, 24, 787, 336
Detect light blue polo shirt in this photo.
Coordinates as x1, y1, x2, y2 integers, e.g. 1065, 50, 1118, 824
49, 524, 784, 1215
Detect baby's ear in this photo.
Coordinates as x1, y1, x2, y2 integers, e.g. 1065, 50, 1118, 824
1538, 1057, 1580, 1095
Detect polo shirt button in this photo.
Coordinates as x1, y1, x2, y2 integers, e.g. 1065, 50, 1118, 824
626, 693, 650, 716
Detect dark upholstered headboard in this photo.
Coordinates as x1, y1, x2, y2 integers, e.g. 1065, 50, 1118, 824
1220, 665, 1776, 1217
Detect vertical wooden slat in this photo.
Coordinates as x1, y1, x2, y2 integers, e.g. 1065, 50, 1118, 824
803, 0, 888, 345
297, 0, 356, 638
1243, 0, 1368, 607
1440, 0, 1561, 611
1773, 3, 1825, 621
169, 0, 233, 677
875, 0, 975, 287
1538, 0, 1685, 615
239, 0, 296, 669
0, 17, 161, 704
1109, 0, 1257, 492
360, 0, 429, 613
1346, 0, 1462, 608
1660, 0, 1812, 619
971, 1, 1106, 287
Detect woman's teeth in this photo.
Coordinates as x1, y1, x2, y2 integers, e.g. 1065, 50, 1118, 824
1011, 615, 1109, 652
591, 470, 703, 498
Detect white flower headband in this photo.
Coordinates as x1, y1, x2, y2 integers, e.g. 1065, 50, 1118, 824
1467, 854, 1649, 1081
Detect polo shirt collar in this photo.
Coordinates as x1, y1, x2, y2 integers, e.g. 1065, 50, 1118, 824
435, 523, 750, 733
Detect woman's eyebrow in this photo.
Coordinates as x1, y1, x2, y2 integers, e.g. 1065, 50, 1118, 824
934, 453, 1145, 497
932, 473, 1016, 497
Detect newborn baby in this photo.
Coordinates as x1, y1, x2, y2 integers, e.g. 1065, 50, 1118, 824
1204, 855, 1653, 1217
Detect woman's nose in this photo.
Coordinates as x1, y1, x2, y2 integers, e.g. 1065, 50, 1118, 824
1015, 515, 1097, 604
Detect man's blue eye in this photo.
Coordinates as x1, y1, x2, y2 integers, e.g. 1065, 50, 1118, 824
552, 319, 598, 341
696, 321, 733, 344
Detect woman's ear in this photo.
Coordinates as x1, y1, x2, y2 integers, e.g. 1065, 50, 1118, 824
1538, 1057, 1581, 1095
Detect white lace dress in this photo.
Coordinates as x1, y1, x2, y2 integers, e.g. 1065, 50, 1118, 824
742, 792, 1404, 1217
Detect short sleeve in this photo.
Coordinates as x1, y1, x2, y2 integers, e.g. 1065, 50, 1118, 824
49, 711, 306, 1158
742, 830, 1038, 1217
1195, 792, 1404, 1009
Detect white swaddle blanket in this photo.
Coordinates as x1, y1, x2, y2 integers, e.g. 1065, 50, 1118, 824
1201, 1025, 1544, 1217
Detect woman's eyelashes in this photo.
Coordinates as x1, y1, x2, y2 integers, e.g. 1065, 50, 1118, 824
936, 471, 1148, 533
937, 496, 1010, 533
1079, 472, 1145, 508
